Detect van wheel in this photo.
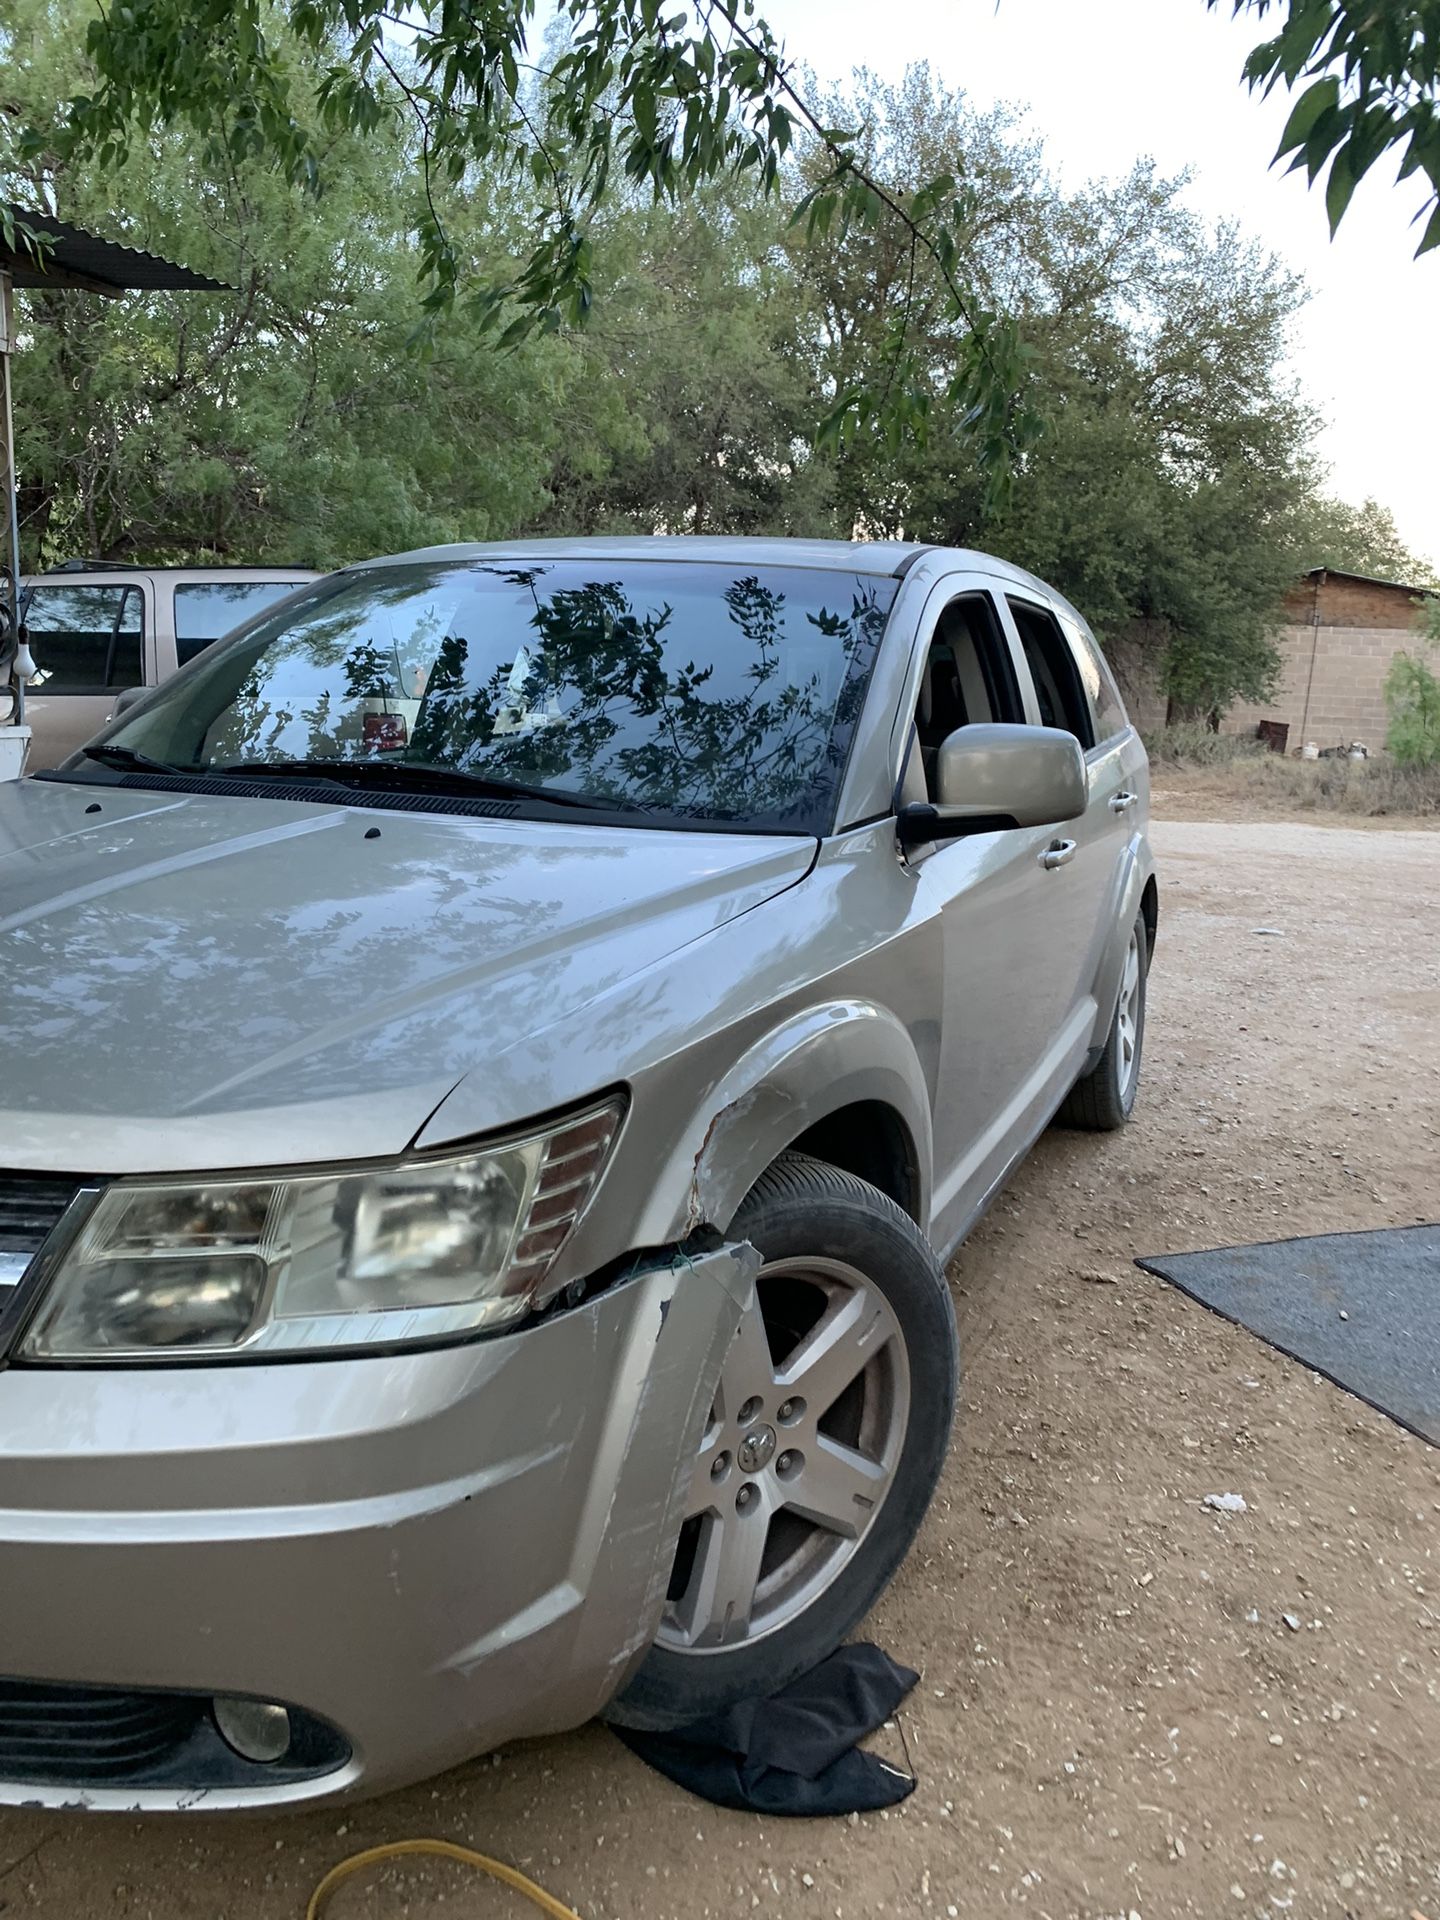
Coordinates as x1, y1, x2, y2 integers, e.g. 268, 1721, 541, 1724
607, 1152, 957, 1731
1059, 907, 1149, 1131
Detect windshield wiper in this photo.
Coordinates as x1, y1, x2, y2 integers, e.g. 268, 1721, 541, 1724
209, 759, 652, 815
81, 743, 192, 777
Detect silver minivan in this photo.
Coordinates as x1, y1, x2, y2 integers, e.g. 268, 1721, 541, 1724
0, 537, 1154, 1809
13, 563, 317, 769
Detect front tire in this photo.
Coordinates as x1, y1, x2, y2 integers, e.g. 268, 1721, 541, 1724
607, 1152, 957, 1732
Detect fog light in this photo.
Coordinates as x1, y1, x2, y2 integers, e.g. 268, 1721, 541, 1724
213, 1695, 292, 1763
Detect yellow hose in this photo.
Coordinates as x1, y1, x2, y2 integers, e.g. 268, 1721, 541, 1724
305, 1837, 583, 1919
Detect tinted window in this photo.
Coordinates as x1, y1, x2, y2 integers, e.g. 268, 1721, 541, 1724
1007, 598, 1094, 749
913, 593, 1023, 801
24, 584, 144, 694
105, 561, 897, 832
174, 581, 311, 666
1061, 615, 1128, 742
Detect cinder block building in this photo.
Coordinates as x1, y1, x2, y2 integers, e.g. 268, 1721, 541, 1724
1224, 568, 1435, 753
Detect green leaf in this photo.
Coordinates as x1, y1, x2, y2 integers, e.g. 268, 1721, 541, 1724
1325, 144, 1357, 234
1274, 76, 1339, 160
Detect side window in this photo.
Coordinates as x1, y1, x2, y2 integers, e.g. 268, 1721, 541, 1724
911, 593, 1023, 802
1061, 614, 1129, 743
1007, 597, 1094, 749
174, 581, 308, 667
23, 584, 144, 694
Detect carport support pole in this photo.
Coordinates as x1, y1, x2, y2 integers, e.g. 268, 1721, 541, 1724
0, 270, 22, 725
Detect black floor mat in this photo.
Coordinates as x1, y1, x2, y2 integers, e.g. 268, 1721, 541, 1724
1137, 1224, 1440, 1446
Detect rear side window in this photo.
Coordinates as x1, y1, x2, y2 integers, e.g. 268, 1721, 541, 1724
174, 581, 309, 666
1062, 615, 1129, 743
23, 584, 144, 694
1007, 597, 1094, 749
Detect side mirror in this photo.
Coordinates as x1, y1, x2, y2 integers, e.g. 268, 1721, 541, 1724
898, 723, 1087, 847
110, 686, 147, 718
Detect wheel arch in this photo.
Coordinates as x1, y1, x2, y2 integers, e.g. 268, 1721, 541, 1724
1140, 872, 1159, 958
1086, 843, 1158, 1052
637, 1002, 934, 1245
786, 1102, 923, 1223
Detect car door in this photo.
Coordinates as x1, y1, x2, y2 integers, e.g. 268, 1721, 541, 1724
897, 574, 1099, 1256
1000, 591, 1138, 1053
1053, 600, 1151, 987
16, 576, 153, 771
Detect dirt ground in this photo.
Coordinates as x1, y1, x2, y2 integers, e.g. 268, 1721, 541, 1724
2, 811, 1437, 1920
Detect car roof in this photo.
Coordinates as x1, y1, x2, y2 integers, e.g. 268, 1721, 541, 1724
342, 535, 1061, 595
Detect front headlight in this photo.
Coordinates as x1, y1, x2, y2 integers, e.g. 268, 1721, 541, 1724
20, 1101, 622, 1362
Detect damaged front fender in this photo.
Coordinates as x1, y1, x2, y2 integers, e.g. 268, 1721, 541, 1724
658, 1002, 934, 1241
0, 1239, 759, 1809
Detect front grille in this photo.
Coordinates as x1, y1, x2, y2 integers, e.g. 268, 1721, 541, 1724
0, 1174, 84, 1255
0, 1680, 200, 1781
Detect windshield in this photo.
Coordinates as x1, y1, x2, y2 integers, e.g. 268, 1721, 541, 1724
92, 560, 896, 832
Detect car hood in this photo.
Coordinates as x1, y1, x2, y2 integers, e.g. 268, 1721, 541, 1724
0, 780, 815, 1173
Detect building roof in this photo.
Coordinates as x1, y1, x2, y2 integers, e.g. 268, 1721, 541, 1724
1, 205, 228, 297
1302, 565, 1436, 598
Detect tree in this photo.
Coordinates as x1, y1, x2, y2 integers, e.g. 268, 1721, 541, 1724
2, 0, 589, 565
1213, 1, 1440, 255
531, 180, 835, 537
1298, 494, 1439, 585
20, 0, 1438, 513
1384, 596, 1440, 765
785, 69, 1319, 716
27, 0, 1037, 497
4, 5, 1424, 739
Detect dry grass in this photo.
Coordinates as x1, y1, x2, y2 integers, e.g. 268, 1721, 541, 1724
1141, 723, 1269, 768
1144, 728, 1440, 821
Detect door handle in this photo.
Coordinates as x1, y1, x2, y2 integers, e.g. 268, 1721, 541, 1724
1109, 790, 1138, 813
1039, 838, 1077, 871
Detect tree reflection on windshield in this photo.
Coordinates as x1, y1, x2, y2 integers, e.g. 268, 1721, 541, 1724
119, 561, 897, 832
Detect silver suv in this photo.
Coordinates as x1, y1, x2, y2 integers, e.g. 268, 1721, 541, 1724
0, 537, 1155, 1809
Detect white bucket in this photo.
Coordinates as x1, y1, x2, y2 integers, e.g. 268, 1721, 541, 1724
0, 724, 30, 781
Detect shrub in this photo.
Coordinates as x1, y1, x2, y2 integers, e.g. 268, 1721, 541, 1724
1384, 606, 1440, 768
1140, 724, 1267, 767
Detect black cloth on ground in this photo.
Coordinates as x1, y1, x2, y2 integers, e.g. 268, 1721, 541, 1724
614, 1643, 918, 1816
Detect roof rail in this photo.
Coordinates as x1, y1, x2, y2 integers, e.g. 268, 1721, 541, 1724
891, 546, 937, 579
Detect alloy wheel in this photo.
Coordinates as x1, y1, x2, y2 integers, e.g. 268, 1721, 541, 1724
1116, 925, 1142, 1099
657, 1256, 910, 1654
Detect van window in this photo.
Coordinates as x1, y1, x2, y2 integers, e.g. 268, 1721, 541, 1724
23, 584, 144, 694
174, 581, 309, 666
1007, 598, 1094, 749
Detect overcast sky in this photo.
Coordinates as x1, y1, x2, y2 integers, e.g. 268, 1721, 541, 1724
763, 0, 1438, 565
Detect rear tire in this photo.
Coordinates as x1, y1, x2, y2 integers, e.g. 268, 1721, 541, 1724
606, 1152, 957, 1732
1059, 907, 1148, 1131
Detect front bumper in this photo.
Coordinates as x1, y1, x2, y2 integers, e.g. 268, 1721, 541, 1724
0, 1244, 755, 1809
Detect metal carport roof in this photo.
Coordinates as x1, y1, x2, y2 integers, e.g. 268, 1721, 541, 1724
1, 204, 229, 297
